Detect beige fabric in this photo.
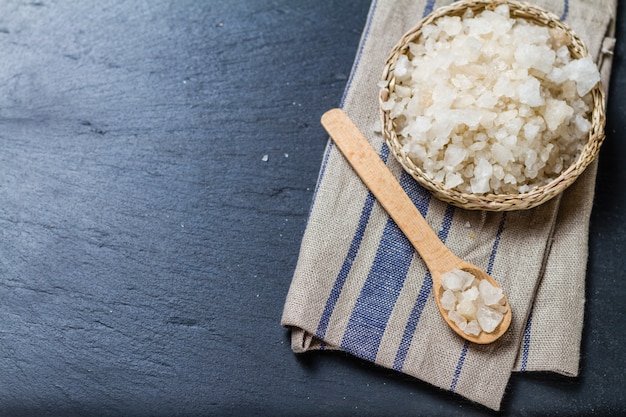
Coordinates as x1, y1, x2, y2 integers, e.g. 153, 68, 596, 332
282, 0, 616, 410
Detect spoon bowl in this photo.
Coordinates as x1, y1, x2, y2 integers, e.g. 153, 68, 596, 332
321, 108, 512, 344
432, 264, 512, 344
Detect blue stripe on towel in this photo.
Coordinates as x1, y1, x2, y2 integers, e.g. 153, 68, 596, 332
393, 203, 455, 371
561, 0, 569, 21
340, 172, 431, 361
316, 191, 377, 340
339, 215, 415, 361
424, 0, 437, 16
487, 213, 507, 276
450, 340, 469, 391
316, 145, 391, 340
520, 307, 533, 371
449, 213, 507, 391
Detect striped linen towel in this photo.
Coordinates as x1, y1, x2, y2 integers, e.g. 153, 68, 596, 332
281, 0, 616, 410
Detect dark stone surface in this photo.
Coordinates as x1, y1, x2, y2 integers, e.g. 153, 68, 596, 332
0, 1, 623, 416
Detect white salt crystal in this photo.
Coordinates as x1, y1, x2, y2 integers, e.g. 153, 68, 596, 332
438, 16, 463, 37
512, 22, 551, 45
504, 173, 517, 184
409, 116, 432, 135
523, 123, 541, 141
492, 143, 514, 166
441, 289, 457, 311
394, 54, 411, 81
432, 84, 456, 110
444, 172, 464, 189
498, 109, 517, 124
430, 131, 451, 151
493, 76, 514, 98
433, 51, 456, 72
421, 24, 440, 41
482, 9, 513, 35
493, 164, 505, 180
494, 4, 510, 16
441, 268, 474, 291
547, 66, 566, 84
470, 158, 493, 194
556, 45, 570, 62
476, 305, 504, 333
574, 114, 591, 133
456, 109, 482, 129
539, 143, 553, 162
479, 279, 504, 306
456, 298, 477, 320
470, 177, 491, 195
524, 149, 537, 167
517, 76, 545, 107
454, 92, 475, 108
444, 144, 468, 167
479, 110, 497, 128
514, 44, 555, 74
457, 269, 476, 289
466, 17, 493, 36
452, 74, 473, 90
564, 56, 601, 96
441, 271, 464, 291
394, 85, 412, 98
476, 91, 498, 108
518, 104, 532, 118
543, 99, 574, 131
464, 320, 481, 336
461, 286, 479, 302
448, 310, 467, 330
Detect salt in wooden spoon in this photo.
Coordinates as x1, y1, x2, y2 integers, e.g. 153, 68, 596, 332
321, 108, 511, 344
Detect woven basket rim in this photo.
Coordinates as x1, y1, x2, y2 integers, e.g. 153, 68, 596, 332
379, 0, 606, 211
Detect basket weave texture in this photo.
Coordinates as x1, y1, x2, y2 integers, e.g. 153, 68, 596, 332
379, 0, 606, 211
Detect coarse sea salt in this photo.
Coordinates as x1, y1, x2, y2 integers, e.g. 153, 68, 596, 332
440, 268, 507, 336
383, 4, 600, 195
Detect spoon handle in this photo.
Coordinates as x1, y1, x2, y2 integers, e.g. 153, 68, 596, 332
321, 108, 457, 273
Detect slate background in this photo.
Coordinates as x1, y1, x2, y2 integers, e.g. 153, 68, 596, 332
0, 1, 624, 416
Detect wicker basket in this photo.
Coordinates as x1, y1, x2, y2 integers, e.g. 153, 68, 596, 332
379, 0, 606, 211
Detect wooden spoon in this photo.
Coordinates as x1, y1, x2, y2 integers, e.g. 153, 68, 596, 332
321, 108, 511, 344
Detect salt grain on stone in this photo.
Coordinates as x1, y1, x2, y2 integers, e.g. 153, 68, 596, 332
384, 4, 600, 195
